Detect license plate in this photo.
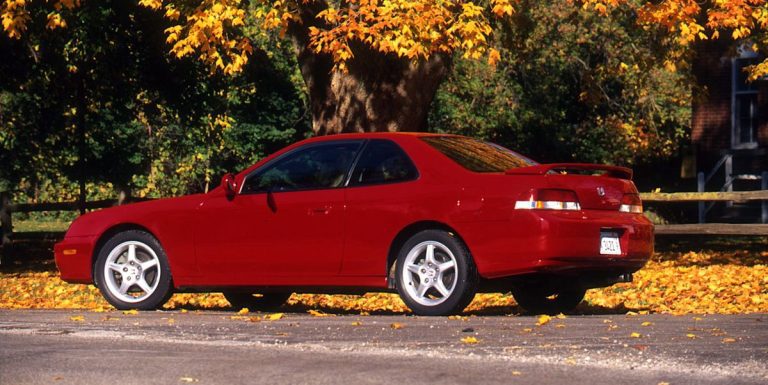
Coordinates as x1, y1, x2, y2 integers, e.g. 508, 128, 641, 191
600, 232, 622, 255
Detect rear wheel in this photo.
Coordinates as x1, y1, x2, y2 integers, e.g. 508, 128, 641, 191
94, 230, 173, 310
395, 230, 477, 316
512, 287, 586, 315
223, 292, 292, 312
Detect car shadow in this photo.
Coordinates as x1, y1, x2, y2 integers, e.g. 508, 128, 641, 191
0, 240, 58, 273
167, 301, 646, 317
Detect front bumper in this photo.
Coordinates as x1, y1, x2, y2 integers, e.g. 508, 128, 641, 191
54, 235, 97, 283
460, 210, 654, 279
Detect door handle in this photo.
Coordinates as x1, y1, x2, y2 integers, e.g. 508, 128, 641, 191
309, 206, 331, 215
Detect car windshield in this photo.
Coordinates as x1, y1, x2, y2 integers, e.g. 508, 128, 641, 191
421, 136, 537, 172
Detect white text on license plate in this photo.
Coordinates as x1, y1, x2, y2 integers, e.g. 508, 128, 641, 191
600, 232, 622, 255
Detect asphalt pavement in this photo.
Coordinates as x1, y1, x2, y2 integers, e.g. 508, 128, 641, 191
0, 309, 766, 385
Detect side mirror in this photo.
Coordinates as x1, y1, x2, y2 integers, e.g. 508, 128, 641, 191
220, 173, 237, 200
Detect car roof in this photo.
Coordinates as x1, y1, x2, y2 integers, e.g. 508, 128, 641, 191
299, 131, 458, 144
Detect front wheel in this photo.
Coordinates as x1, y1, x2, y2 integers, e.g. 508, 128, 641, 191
512, 287, 586, 315
94, 230, 173, 310
395, 230, 477, 316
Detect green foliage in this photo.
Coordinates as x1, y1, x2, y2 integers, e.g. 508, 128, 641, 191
429, 59, 529, 149
2, 0, 695, 207
1, 0, 309, 203
431, 0, 690, 166
136, 46, 306, 197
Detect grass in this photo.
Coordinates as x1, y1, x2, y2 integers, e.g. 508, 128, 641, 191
9, 219, 71, 233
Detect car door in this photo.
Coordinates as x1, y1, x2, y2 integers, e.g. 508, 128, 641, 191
194, 140, 363, 285
342, 139, 421, 276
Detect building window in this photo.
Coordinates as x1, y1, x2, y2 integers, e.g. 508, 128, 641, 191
732, 57, 759, 149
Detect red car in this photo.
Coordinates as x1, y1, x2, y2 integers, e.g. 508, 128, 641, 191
55, 133, 653, 315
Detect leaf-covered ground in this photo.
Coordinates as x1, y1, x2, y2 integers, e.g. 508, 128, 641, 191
1, 239, 766, 315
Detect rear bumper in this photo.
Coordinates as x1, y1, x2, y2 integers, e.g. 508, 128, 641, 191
459, 210, 654, 279
54, 236, 97, 284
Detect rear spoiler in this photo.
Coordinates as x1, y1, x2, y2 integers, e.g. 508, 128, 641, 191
505, 163, 633, 180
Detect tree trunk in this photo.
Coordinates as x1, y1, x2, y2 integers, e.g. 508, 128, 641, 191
288, 4, 450, 135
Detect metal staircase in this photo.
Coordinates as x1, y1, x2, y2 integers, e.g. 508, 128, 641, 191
697, 150, 767, 224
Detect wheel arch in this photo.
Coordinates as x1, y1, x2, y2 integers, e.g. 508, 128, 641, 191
386, 220, 471, 289
91, 223, 159, 276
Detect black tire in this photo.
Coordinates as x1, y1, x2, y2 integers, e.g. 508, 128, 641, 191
395, 230, 477, 316
94, 230, 173, 310
223, 292, 292, 312
512, 287, 586, 315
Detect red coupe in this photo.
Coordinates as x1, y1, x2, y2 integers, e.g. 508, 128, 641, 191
55, 133, 653, 315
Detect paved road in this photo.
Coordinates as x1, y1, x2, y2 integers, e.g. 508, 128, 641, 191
0, 310, 766, 385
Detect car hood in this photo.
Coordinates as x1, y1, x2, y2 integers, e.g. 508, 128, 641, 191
64, 194, 207, 238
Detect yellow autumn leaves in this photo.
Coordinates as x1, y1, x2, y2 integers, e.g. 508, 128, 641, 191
586, 249, 768, 315
1, 0, 30, 38
7, 1, 768, 79
284, 0, 514, 71
1, 0, 78, 38
1, 248, 765, 314
162, 0, 252, 75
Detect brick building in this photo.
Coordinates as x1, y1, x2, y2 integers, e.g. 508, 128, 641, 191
690, 39, 767, 222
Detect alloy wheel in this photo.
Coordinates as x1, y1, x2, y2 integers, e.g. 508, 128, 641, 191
102, 241, 162, 303
400, 240, 458, 306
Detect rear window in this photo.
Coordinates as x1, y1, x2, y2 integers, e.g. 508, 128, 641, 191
421, 136, 536, 172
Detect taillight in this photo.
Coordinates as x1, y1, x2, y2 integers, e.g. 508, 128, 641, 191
619, 193, 642, 213
515, 189, 581, 211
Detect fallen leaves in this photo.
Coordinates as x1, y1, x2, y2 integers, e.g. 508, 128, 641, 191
630, 332, 642, 338
390, 322, 404, 329
585, 249, 768, 315
0, 271, 106, 309
307, 309, 334, 317
290, 293, 409, 313
264, 313, 284, 321
460, 336, 479, 344
536, 315, 551, 326
0, 248, 765, 315
69, 315, 84, 322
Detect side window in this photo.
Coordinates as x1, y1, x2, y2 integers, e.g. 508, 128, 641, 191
350, 140, 418, 186
242, 141, 362, 193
